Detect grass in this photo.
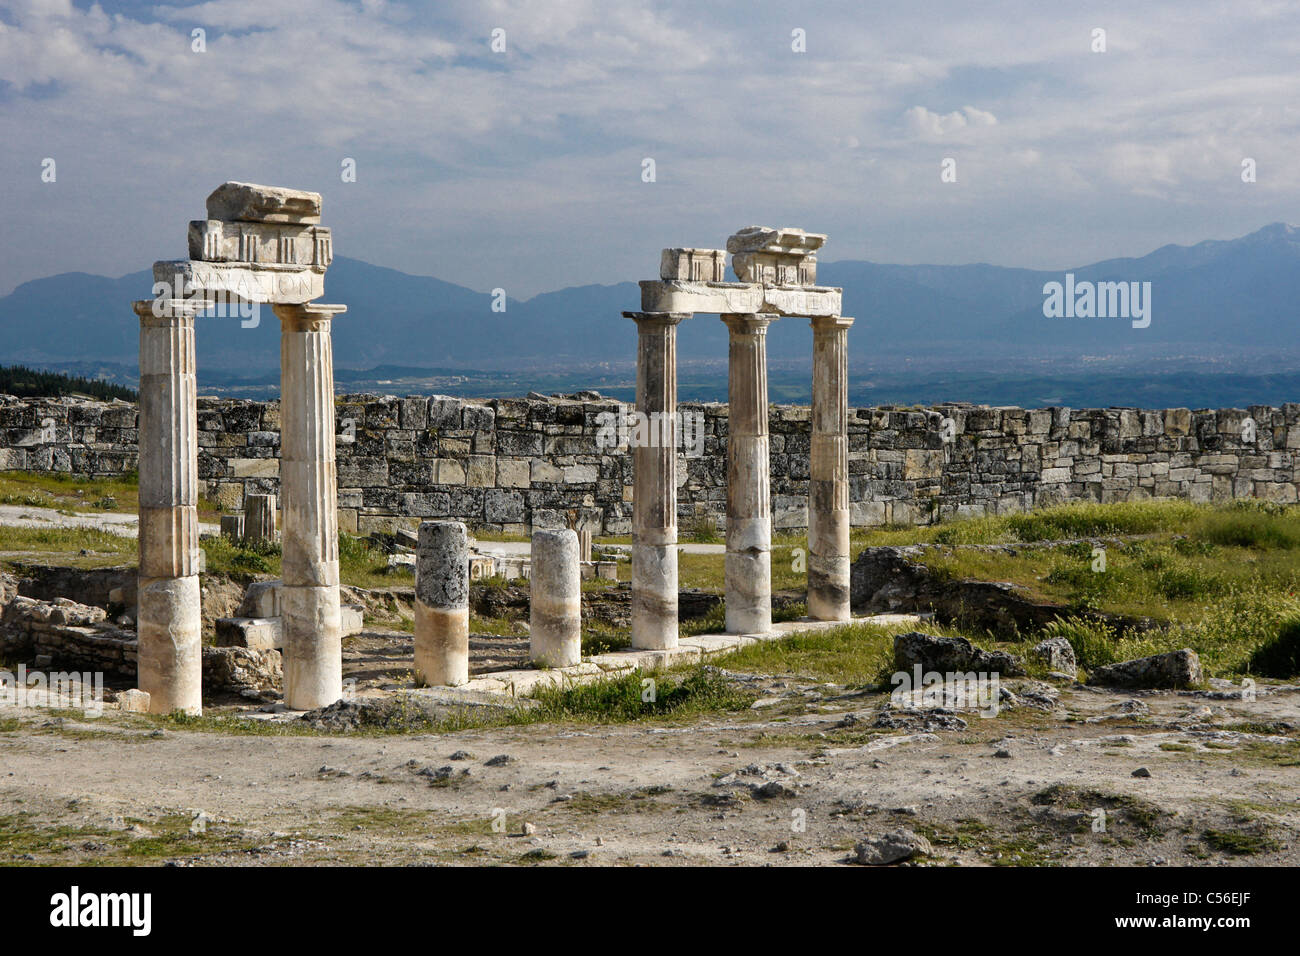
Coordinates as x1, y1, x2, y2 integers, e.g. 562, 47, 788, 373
718, 621, 899, 686
524, 665, 755, 723
0, 810, 258, 865
192, 532, 412, 589
0, 470, 222, 518
0, 524, 136, 568
1201, 828, 1281, 856
1031, 784, 1171, 838
1026, 581, 1300, 677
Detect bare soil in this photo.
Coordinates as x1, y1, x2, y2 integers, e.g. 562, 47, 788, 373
2, 646, 1296, 867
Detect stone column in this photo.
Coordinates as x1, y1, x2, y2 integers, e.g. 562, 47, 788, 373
414, 520, 470, 686
622, 311, 689, 650
530, 528, 581, 668
722, 313, 776, 634
273, 302, 347, 710
808, 315, 855, 621
242, 493, 277, 545
134, 298, 207, 715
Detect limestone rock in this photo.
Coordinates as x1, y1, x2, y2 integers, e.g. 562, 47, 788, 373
1033, 635, 1078, 678
237, 579, 282, 619
854, 829, 932, 866
205, 182, 322, 224
1087, 649, 1202, 689
893, 631, 1026, 677
116, 688, 151, 713
202, 646, 283, 693
214, 616, 282, 651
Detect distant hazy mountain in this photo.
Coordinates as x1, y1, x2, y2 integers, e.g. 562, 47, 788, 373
1, 223, 1296, 371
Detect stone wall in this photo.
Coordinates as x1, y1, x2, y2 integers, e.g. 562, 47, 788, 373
2, 393, 1298, 535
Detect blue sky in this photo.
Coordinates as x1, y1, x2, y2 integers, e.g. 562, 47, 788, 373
0, 0, 1297, 298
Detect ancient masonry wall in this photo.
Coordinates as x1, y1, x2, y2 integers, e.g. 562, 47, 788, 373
2, 394, 1298, 535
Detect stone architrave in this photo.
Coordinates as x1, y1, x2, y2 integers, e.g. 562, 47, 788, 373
639, 280, 841, 318
153, 260, 325, 306
188, 220, 333, 270
273, 302, 347, 710
414, 521, 470, 686
133, 298, 210, 715
808, 315, 855, 620
722, 313, 777, 634
530, 529, 581, 667
623, 310, 690, 650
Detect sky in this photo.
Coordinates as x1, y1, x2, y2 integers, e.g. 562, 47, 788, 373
0, 0, 1298, 299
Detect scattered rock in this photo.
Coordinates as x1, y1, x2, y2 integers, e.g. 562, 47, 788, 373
893, 631, 1025, 678
115, 688, 150, 713
1033, 636, 1078, 678
1087, 649, 1202, 689
299, 696, 448, 732
873, 707, 968, 732
853, 829, 932, 866
202, 646, 282, 693
485, 754, 515, 767
1132, 767, 1152, 778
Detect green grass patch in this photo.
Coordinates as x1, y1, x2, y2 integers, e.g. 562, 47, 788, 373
1201, 827, 1281, 856
718, 620, 919, 687
526, 665, 754, 723
0, 525, 135, 567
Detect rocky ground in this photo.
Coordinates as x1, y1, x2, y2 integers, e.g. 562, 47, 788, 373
1, 645, 1296, 866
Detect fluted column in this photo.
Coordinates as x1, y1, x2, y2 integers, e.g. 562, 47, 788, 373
134, 297, 207, 715
623, 310, 689, 650
722, 313, 776, 634
809, 315, 855, 620
274, 302, 346, 710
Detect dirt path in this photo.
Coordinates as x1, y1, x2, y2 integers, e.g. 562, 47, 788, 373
0, 504, 220, 538
1, 676, 1296, 867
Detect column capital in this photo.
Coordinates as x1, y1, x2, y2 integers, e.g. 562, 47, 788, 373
133, 298, 214, 324
721, 312, 777, 334
623, 310, 690, 328
274, 301, 348, 332
810, 314, 855, 332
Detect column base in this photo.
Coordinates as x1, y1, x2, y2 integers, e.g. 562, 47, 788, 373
414, 601, 469, 687
724, 547, 771, 635
807, 554, 851, 622
137, 575, 203, 715
281, 584, 343, 710
631, 542, 678, 649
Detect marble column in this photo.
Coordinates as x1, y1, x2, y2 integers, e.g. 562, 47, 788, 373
530, 528, 581, 668
722, 313, 776, 634
134, 297, 208, 715
414, 520, 470, 686
273, 302, 347, 710
808, 315, 855, 621
623, 310, 689, 650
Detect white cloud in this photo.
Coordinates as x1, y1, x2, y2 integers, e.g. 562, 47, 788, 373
0, 0, 1299, 296
903, 105, 998, 138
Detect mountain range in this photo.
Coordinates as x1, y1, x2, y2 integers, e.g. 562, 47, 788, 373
1, 223, 1297, 377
